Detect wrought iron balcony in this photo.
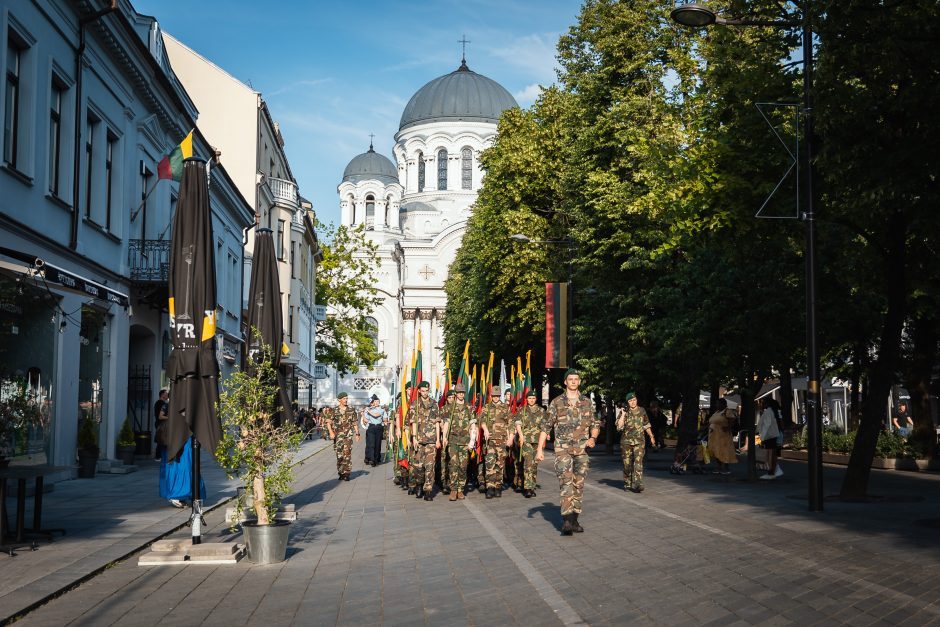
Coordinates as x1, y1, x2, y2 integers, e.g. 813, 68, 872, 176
128, 239, 170, 283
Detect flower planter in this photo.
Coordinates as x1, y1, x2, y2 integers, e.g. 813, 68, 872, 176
117, 445, 136, 466
242, 520, 291, 564
77, 449, 98, 478
781, 448, 939, 472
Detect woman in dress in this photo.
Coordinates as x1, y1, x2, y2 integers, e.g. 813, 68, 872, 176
707, 398, 737, 475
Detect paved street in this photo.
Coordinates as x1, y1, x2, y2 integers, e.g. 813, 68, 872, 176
6, 439, 940, 626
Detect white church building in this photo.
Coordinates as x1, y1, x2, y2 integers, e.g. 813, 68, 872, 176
315, 57, 518, 406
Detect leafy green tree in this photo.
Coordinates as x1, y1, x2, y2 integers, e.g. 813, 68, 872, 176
315, 221, 384, 375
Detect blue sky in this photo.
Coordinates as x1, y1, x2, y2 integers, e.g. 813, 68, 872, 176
134, 0, 583, 226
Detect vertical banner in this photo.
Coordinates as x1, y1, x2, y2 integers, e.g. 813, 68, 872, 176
545, 282, 568, 369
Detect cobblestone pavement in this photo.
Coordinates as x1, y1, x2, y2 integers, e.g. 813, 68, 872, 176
9, 440, 940, 626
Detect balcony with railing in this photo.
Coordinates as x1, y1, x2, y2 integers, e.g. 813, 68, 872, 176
268, 177, 298, 208
128, 239, 170, 283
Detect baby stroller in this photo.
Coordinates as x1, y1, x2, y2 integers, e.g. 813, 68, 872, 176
670, 426, 709, 475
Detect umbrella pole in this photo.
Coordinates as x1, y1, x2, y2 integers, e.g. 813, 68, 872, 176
191, 435, 203, 544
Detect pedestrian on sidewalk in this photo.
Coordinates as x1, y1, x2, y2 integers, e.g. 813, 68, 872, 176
512, 389, 545, 498
362, 394, 387, 466
153, 389, 169, 461
617, 392, 655, 493
536, 369, 601, 536
647, 399, 667, 451
707, 398, 737, 475
758, 397, 784, 480
442, 383, 475, 501
408, 381, 441, 501
326, 392, 360, 481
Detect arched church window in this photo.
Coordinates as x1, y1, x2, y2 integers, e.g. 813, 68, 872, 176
386, 195, 393, 226
461, 147, 473, 190
364, 316, 379, 355
417, 151, 425, 192
365, 194, 375, 230
437, 149, 448, 190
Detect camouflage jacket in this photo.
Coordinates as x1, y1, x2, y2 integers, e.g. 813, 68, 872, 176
542, 393, 600, 454
481, 401, 511, 439
619, 406, 650, 445
408, 397, 441, 444
443, 401, 476, 446
328, 405, 359, 440
516, 404, 546, 444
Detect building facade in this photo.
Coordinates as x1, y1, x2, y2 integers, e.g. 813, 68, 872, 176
0, 0, 252, 475
318, 58, 517, 405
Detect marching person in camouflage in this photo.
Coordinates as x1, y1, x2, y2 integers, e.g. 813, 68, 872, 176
480, 386, 511, 498
326, 392, 360, 481
536, 369, 601, 535
617, 392, 655, 493
511, 389, 545, 498
438, 389, 456, 494
408, 381, 441, 501
442, 383, 476, 501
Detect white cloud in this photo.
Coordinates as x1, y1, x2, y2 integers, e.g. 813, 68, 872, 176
514, 83, 543, 107
490, 33, 560, 83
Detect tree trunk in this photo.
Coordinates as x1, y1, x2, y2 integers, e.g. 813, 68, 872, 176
253, 475, 269, 525
840, 214, 907, 499
739, 375, 758, 481
850, 339, 863, 430
906, 318, 937, 458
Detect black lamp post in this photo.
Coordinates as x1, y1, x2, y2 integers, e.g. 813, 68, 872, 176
672, 3, 823, 511
511, 234, 576, 369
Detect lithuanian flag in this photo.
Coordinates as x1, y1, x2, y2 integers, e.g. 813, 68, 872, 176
157, 130, 194, 181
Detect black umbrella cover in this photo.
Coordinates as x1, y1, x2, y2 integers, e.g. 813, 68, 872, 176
246, 228, 292, 425
166, 158, 221, 460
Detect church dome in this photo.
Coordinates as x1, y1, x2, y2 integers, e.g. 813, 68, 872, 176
399, 60, 518, 131
342, 146, 399, 184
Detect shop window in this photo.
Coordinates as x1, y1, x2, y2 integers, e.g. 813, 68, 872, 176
78, 306, 109, 451
48, 78, 65, 196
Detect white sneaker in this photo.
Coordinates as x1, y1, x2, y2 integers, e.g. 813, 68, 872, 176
169, 499, 185, 508
774, 466, 784, 477
759, 474, 775, 480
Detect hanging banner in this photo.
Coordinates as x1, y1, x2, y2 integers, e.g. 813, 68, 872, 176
545, 282, 568, 369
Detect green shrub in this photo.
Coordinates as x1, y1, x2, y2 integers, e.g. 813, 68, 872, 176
117, 416, 135, 447
875, 430, 908, 459
77, 415, 99, 454
822, 430, 856, 454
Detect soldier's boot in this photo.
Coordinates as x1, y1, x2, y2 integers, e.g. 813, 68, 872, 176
560, 515, 574, 536
485, 487, 495, 499
442, 487, 451, 495
408, 487, 416, 495
571, 513, 584, 533
423, 493, 433, 501
635, 484, 644, 493
478, 484, 487, 493
495, 488, 502, 498
393, 477, 400, 485
456, 490, 465, 500
415, 487, 424, 499
449, 491, 459, 501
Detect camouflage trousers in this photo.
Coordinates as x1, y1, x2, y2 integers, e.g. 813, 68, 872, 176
553, 451, 589, 515
621, 440, 645, 489
519, 441, 539, 490
438, 446, 450, 487
411, 443, 438, 492
448, 444, 471, 491
407, 443, 419, 488
334, 436, 353, 476
485, 440, 508, 488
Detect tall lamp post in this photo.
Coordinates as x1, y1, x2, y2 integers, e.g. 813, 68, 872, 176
511, 234, 576, 368
671, 3, 823, 511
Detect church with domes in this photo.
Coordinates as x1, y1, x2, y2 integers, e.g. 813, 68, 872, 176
320, 57, 518, 404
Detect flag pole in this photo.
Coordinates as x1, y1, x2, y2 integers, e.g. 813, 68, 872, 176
191, 434, 203, 544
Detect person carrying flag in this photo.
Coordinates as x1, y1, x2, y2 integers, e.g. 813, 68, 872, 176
480, 385, 511, 498
408, 381, 442, 501
438, 388, 456, 493
442, 383, 476, 501
326, 392, 360, 481
511, 389, 545, 498
536, 369, 601, 535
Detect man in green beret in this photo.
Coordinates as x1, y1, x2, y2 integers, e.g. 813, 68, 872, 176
511, 389, 545, 498
617, 392, 655, 492
481, 385, 512, 498
438, 388, 457, 493
326, 392, 360, 481
442, 383, 475, 500
537, 369, 600, 535
408, 380, 441, 500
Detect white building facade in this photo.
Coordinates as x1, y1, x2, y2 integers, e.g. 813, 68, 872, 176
319, 59, 517, 405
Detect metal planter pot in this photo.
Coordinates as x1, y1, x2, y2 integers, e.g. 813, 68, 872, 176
242, 520, 291, 564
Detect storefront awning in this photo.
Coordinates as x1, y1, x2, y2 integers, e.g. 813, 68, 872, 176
0, 247, 129, 307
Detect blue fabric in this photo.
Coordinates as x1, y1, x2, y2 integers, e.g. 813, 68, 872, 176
159, 437, 207, 501
365, 407, 387, 425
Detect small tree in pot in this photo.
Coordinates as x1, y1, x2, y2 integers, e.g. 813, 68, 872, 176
117, 416, 136, 465
77, 412, 99, 478
216, 340, 303, 563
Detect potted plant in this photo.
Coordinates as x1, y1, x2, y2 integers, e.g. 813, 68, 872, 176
77, 412, 100, 478
216, 341, 304, 564
117, 416, 136, 465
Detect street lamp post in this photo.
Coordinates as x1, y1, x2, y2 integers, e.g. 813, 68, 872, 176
511, 234, 576, 369
672, 3, 823, 511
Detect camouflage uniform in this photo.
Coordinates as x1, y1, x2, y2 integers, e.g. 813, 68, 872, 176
445, 401, 476, 493
542, 393, 600, 516
516, 403, 546, 490
439, 398, 457, 489
327, 405, 359, 477
619, 406, 651, 490
408, 397, 441, 493
481, 400, 512, 489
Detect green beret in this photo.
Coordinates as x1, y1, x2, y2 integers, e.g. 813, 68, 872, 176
405, 382, 413, 390
446, 389, 455, 397
454, 382, 466, 393
526, 389, 537, 397
564, 368, 579, 379
625, 392, 636, 401
418, 381, 430, 389
504, 387, 511, 394
337, 392, 348, 399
